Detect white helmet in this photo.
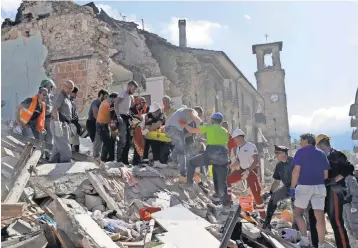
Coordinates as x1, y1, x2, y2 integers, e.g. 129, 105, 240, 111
149, 102, 161, 113
232, 128, 245, 138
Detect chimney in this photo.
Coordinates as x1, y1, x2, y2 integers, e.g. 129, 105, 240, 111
178, 19, 187, 47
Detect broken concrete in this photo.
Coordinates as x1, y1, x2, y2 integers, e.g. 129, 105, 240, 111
29, 162, 98, 198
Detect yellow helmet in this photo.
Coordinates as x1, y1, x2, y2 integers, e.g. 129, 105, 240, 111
316, 134, 330, 145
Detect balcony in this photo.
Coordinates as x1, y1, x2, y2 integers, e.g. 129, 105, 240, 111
351, 117, 358, 127
353, 145, 358, 154
353, 129, 358, 140
349, 104, 358, 117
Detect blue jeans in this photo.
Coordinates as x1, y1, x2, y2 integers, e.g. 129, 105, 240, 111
165, 126, 186, 176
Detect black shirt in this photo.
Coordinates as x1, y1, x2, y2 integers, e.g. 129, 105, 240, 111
146, 112, 165, 126
327, 149, 354, 185
70, 98, 78, 122
273, 157, 294, 187
21, 97, 42, 121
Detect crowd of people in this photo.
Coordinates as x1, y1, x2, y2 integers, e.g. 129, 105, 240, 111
14, 78, 357, 248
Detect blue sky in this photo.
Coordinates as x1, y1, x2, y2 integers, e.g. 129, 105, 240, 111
2, 1, 358, 148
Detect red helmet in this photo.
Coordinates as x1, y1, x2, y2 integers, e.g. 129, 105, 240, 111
135, 97, 146, 105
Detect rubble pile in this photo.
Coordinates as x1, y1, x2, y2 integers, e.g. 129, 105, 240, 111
1, 123, 302, 248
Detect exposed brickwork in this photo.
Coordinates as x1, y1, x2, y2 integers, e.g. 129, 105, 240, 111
52, 59, 88, 112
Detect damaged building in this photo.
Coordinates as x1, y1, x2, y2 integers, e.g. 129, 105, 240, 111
1, 1, 290, 151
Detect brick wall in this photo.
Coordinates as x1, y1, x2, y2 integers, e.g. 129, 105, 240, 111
52, 59, 88, 112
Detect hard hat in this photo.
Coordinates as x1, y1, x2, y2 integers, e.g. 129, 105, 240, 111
149, 102, 161, 113
316, 134, 330, 145
211, 112, 223, 122
232, 128, 245, 138
135, 96, 146, 105
40, 79, 56, 88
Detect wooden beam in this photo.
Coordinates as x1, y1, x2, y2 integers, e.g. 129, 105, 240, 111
1, 203, 26, 219
86, 171, 122, 213
144, 219, 155, 248
4, 149, 42, 203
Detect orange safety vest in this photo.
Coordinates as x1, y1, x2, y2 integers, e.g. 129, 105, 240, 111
19, 96, 46, 132
137, 105, 148, 117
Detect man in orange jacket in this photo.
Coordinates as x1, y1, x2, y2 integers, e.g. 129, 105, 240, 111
15, 88, 48, 140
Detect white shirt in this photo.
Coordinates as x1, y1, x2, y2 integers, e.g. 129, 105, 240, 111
118, 90, 131, 115
235, 142, 258, 170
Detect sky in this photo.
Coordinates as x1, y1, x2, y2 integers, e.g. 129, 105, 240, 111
1, 0, 358, 148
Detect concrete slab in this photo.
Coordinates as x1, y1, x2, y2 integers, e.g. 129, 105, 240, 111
30, 162, 98, 198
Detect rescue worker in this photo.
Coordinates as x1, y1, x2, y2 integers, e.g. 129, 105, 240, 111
165, 106, 204, 182
50, 80, 74, 163
86, 89, 109, 158
69, 87, 81, 152
114, 80, 138, 164
40, 79, 56, 146
263, 145, 294, 229
162, 95, 176, 118
131, 96, 149, 165
180, 112, 231, 209
15, 88, 48, 140
142, 102, 168, 168
96, 93, 119, 162
227, 128, 266, 218
309, 134, 353, 248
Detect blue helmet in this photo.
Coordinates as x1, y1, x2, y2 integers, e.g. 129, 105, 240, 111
211, 112, 223, 122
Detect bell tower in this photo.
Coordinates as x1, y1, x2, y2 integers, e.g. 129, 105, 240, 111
252, 41, 290, 148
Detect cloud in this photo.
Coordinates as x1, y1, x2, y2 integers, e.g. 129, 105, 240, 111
162, 17, 226, 47
244, 15, 251, 20
289, 101, 353, 135
96, 4, 149, 30
1, 0, 21, 14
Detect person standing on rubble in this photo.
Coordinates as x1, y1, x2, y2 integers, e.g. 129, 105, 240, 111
165, 106, 204, 182
131, 96, 149, 165
49, 80, 74, 163
39, 79, 56, 150
179, 113, 231, 208
290, 133, 330, 248
226, 128, 266, 218
263, 145, 294, 229
114, 80, 138, 165
162, 96, 177, 119
15, 87, 48, 140
86, 89, 109, 158
69, 87, 81, 153
96, 93, 119, 162
308, 134, 353, 248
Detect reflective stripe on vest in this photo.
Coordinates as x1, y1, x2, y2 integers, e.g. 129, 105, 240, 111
19, 96, 46, 132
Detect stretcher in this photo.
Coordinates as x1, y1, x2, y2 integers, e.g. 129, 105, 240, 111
145, 130, 171, 143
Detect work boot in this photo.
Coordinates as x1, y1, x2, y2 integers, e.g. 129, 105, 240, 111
262, 220, 272, 230
177, 176, 187, 184
153, 161, 168, 169
209, 194, 222, 204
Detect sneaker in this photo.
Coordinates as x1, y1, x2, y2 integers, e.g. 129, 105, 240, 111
294, 236, 310, 248
153, 161, 168, 168
177, 176, 187, 184
209, 194, 221, 204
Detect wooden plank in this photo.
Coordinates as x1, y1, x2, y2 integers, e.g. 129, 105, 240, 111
87, 171, 121, 212
10, 143, 33, 181
4, 149, 42, 203
1, 203, 26, 219
48, 223, 75, 248
144, 219, 155, 248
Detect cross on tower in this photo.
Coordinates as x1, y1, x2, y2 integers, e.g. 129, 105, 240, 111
264, 34, 269, 42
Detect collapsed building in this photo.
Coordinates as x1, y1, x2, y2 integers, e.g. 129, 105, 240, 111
1, 0, 291, 152
349, 87, 358, 164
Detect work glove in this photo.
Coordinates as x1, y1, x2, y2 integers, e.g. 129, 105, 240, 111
241, 170, 250, 180
281, 228, 301, 242
290, 187, 295, 201
54, 121, 63, 137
